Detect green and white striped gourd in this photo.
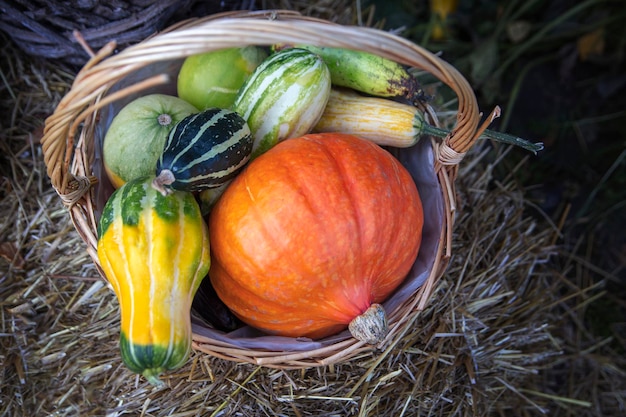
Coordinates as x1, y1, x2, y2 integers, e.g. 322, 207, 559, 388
232, 48, 331, 159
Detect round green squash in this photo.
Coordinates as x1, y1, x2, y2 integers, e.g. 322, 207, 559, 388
177, 46, 268, 110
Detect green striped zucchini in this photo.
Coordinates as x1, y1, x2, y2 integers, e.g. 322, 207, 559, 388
97, 176, 211, 385
276, 44, 428, 103
154, 108, 253, 194
232, 48, 331, 159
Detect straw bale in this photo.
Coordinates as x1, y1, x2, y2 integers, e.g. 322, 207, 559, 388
1, 4, 624, 417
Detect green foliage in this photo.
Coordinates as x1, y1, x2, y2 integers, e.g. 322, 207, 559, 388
367, 0, 626, 344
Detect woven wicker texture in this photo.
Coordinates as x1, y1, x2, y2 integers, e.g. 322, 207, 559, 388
0, 0, 244, 66
40, 9, 489, 368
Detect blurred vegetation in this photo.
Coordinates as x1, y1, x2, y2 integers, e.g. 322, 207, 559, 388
364, 0, 625, 350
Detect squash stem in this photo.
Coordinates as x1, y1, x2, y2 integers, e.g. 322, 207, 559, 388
479, 129, 544, 154
143, 368, 165, 387
157, 113, 173, 126
421, 124, 544, 154
152, 170, 176, 196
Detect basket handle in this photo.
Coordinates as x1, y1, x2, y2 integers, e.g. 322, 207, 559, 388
41, 11, 483, 198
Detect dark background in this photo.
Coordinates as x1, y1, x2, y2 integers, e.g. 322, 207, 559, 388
364, 0, 626, 344
371, 0, 626, 264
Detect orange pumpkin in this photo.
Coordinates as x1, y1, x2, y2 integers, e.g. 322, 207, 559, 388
208, 133, 423, 344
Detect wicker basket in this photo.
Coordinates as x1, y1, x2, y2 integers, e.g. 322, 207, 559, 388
40, 10, 489, 369
0, 0, 241, 66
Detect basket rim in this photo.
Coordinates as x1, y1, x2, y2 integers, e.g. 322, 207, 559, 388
40, 9, 484, 369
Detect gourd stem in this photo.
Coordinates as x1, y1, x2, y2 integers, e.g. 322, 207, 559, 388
143, 369, 165, 387
479, 129, 544, 154
152, 170, 175, 196
157, 113, 173, 126
421, 124, 544, 154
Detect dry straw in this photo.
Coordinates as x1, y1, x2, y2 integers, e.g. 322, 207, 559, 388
4, 21, 623, 414
40, 9, 495, 368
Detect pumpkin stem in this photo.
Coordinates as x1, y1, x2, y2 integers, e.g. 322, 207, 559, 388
348, 303, 388, 345
152, 170, 175, 196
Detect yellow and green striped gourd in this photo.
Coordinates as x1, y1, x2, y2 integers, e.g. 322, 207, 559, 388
97, 176, 210, 385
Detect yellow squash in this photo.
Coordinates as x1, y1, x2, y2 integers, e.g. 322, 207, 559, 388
314, 88, 544, 154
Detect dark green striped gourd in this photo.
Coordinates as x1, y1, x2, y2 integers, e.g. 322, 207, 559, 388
154, 108, 253, 194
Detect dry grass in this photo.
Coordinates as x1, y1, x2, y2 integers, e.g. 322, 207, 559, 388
1, 2, 625, 416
